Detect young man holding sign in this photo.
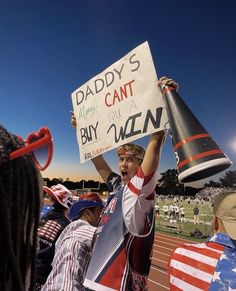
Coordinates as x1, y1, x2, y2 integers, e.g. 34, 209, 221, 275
72, 77, 178, 290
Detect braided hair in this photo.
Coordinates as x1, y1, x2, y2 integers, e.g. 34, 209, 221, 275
0, 125, 41, 291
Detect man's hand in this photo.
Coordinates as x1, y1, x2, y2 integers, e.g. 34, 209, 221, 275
159, 76, 179, 91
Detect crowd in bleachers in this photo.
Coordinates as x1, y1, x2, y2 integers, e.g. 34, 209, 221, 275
195, 186, 232, 202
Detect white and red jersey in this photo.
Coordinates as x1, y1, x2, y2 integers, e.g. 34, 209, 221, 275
84, 168, 157, 291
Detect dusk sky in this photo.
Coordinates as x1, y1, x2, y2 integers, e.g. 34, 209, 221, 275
1, 0, 236, 188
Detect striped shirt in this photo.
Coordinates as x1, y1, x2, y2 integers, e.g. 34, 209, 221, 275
42, 220, 96, 291
168, 233, 236, 290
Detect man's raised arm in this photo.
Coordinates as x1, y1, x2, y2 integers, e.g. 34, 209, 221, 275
141, 77, 178, 177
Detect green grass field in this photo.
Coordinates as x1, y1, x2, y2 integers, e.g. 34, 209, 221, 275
155, 198, 214, 242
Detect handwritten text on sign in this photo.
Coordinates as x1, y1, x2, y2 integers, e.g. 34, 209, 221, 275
71, 41, 168, 163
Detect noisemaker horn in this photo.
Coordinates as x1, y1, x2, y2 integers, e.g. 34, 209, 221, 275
161, 84, 232, 183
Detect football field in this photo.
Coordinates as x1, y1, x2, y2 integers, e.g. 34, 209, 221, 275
156, 197, 213, 240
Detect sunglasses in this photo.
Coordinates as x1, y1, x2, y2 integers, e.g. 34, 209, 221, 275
9, 127, 53, 171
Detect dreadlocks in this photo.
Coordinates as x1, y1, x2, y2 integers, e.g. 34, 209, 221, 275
0, 125, 41, 291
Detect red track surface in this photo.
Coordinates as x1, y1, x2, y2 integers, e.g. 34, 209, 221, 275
148, 232, 192, 291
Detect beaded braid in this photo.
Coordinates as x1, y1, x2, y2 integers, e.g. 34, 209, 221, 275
0, 125, 41, 291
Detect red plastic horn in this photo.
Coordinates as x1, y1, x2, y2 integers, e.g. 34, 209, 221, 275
161, 85, 232, 183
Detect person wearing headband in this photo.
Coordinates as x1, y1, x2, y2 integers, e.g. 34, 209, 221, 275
72, 77, 178, 290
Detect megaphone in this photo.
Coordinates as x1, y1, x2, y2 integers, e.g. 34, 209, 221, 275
161, 85, 232, 183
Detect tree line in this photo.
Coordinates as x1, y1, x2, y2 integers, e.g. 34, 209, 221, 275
44, 169, 236, 197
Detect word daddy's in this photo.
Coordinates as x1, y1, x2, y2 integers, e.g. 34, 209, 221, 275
71, 41, 168, 163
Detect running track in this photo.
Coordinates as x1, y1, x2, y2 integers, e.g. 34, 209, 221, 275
148, 232, 192, 291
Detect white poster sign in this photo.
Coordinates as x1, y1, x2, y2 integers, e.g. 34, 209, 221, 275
71, 41, 168, 163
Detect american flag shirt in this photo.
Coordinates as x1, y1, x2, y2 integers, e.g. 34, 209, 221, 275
84, 169, 157, 291
168, 233, 236, 290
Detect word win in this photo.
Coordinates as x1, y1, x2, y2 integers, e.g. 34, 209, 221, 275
107, 107, 163, 143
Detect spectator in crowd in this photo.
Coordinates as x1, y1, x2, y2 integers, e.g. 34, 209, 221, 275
193, 204, 200, 224
35, 184, 72, 289
196, 187, 228, 202
163, 204, 169, 220
72, 77, 178, 290
0, 125, 53, 291
40, 192, 55, 219
168, 191, 236, 290
42, 192, 104, 290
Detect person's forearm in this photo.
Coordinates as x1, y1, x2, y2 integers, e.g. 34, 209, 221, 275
141, 130, 165, 176
91, 155, 112, 183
